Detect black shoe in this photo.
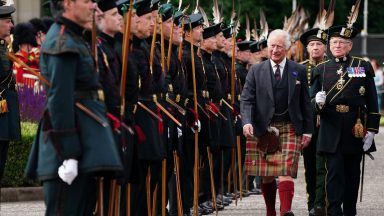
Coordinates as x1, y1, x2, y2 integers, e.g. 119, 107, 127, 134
199, 201, 214, 214
241, 190, 251, 197
216, 195, 230, 206
220, 194, 233, 204
308, 208, 315, 216
248, 188, 262, 195
314, 206, 326, 216
283, 211, 294, 216
214, 202, 225, 211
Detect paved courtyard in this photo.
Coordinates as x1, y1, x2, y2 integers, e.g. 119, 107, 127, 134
1, 130, 384, 215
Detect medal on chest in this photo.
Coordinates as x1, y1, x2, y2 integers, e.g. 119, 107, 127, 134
335, 66, 345, 90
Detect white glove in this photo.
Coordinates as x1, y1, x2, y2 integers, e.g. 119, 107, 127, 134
363, 131, 375, 152
58, 159, 78, 185
190, 120, 201, 133
177, 127, 183, 138
315, 91, 326, 108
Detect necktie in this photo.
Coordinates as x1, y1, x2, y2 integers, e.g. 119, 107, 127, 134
275, 64, 281, 81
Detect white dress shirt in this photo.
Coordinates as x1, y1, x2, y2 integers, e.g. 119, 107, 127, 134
270, 58, 287, 78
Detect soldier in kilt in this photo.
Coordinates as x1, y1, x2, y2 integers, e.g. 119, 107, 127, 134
0, 3, 20, 184
241, 29, 313, 216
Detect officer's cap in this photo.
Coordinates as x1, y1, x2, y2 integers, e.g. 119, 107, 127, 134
173, 10, 183, 26
159, 3, 174, 22
98, 0, 117, 12
257, 39, 267, 50
151, 0, 160, 11
299, 28, 328, 45
117, 0, 152, 16
202, 23, 221, 39
0, 5, 15, 19
328, 25, 360, 40
250, 41, 260, 53
237, 40, 252, 51
182, 13, 204, 31
222, 26, 232, 39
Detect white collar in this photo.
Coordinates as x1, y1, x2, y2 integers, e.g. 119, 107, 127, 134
270, 58, 287, 70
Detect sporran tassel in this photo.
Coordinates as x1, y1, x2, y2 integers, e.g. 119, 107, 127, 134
352, 107, 365, 138
0, 98, 8, 114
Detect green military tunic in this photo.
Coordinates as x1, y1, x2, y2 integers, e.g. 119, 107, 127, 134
26, 17, 123, 181
0, 38, 21, 141
301, 59, 326, 212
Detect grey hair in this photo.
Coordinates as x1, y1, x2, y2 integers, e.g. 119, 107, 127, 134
267, 29, 291, 50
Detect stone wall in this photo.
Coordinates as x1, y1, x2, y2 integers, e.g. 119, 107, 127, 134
12, 0, 41, 24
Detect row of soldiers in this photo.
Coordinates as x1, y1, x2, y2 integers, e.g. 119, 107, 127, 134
0, 0, 380, 216
15, 0, 266, 215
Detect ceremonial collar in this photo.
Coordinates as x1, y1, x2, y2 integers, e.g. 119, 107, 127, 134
99, 32, 115, 47
58, 16, 86, 37
333, 55, 349, 63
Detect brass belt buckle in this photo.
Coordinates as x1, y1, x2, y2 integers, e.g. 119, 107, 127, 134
97, 90, 105, 102
336, 105, 349, 113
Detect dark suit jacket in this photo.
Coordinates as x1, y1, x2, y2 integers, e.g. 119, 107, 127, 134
240, 59, 313, 136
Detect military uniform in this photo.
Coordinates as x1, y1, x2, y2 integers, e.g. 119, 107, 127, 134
0, 4, 20, 183
311, 24, 380, 215
311, 53, 380, 215
179, 13, 214, 214
299, 27, 329, 215
300, 59, 326, 213
12, 22, 39, 87
212, 50, 237, 200
25, 16, 123, 215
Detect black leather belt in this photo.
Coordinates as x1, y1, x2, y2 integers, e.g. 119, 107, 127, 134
74, 90, 104, 102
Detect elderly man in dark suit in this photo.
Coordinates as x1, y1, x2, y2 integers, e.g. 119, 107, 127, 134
241, 29, 313, 216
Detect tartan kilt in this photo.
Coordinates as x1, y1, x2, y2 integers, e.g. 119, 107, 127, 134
244, 122, 302, 178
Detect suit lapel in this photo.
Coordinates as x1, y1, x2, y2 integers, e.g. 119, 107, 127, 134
259, 61, 274, 101
287, 60, 297, 104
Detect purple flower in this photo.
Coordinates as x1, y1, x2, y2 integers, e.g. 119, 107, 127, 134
17, 85, 46, 122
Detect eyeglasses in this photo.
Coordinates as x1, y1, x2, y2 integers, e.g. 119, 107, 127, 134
330, 40, 351, 46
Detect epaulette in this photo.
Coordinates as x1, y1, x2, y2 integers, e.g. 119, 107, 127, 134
352, 56, 368, 62
315, 60, 329, 67
300, 59, 309, 65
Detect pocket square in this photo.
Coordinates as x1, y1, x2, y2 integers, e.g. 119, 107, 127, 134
296, 80, 301, 85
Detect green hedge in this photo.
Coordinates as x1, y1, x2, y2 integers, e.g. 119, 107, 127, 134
2, 122, 39, 187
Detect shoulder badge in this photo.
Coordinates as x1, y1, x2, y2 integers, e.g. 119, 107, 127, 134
352, 56, 368, 62
315, 60, 330, 67
300, 59, 309, 65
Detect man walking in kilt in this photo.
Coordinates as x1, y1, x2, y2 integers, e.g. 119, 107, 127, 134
241, 29, 313, 216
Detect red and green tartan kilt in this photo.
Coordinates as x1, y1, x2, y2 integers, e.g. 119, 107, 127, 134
244, 122, 302, 178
